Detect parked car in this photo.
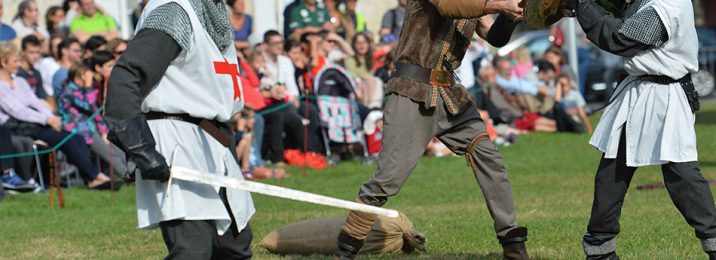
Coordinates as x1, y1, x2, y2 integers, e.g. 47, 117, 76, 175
695, 26, 716, 97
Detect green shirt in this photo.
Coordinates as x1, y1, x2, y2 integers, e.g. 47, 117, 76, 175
69, 12, 117, 34
288, 3, 329, 31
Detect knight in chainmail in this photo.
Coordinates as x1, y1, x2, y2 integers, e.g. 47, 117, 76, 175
103, 0, 255, 258
563, 0, 716, 258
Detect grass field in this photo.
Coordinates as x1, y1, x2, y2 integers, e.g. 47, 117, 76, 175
2, 103, 716, 259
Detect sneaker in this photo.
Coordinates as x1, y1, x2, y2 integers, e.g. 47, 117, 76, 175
2, 170, 35, 192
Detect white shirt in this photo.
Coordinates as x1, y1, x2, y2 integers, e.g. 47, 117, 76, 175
34, 57, 60, 97
10, 19, 48, 40
589, 0, 698, 167
455, 41, 485, 89
264, 54, 299, 99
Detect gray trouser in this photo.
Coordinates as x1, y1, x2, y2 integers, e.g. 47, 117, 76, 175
90, 133, 127, 175
358, 94, 519, 238
584, 129, 716, 257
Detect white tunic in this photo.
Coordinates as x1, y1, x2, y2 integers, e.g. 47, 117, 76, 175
134, 0, 254, 235
589, 0, 699, 167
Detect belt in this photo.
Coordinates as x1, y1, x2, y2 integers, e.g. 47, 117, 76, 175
638, 74, 692, 85
392, 62, 454, 87
638, 74, 700, 113
145, 112, 232, 148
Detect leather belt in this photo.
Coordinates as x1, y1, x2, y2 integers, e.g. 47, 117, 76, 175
145, 112, 232, 148
638, 74, 691, 85
638, 73, 700, 113
392, 62, 454, 87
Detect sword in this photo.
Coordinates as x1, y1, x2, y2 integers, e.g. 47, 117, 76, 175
164, 147, 399, 218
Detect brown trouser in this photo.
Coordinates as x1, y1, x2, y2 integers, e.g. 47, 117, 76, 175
356, 94, 519, 238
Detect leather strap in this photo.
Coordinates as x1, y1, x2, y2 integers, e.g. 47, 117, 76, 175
392, 62, 454, 87
145, 112, 232, 148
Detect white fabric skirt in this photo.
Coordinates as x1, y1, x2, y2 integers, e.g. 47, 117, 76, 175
135, 119, 255, 235
589, 76, 698, 167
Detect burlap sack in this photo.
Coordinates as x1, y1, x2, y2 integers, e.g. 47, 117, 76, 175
259, 212, 426, 256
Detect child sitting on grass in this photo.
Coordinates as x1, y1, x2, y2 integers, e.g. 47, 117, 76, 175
232, 108, 289, 180
554, 74, 593, 134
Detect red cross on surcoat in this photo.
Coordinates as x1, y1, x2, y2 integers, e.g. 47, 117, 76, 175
213, 58, 242, 100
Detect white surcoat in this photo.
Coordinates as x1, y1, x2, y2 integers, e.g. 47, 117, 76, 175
589, 0, 699, 167
133, 0, 254, 234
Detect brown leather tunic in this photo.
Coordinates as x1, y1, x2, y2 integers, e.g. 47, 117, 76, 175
387, 0, 481, 115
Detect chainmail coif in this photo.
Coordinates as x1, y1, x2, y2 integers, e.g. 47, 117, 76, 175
140, 0, 233, 52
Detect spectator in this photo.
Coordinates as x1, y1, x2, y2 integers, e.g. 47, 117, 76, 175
131, 0, 149, 28
45, 6, 68, 37
89, 50, 114, 106
544, 46, 576, 81
0, 42, 112, 190
52, 37, 82, 99
513, 47, 537, 81
11, 0, 47, 41
82, 35, 106, 60
282, 0, 301, 40
62, 0, 80, 27
227, 0, 252, 56
324, 0, 353, 40
554, 74, 592, 133
35, 34, 63, 102
319, 30, 353, 65
494, 56, 549, 112
105, 38, 127, 60
17, 35, 48, 101
232, 109, 287, 179
69, 0, 118, 42
379, 0, 406, 43
344, 32, 373, 78
342, 0, 367, 35
0, 2, 17, 42
0, 125, 34, 192
287, 0, 331, 41
58, 64, 127, 176
262, 30, 299, 101
374, 51, 393, 84
455, 38, 484, 92
299, 31, 326, 92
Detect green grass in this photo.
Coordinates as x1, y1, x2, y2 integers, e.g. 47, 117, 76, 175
3, 103, 716, 259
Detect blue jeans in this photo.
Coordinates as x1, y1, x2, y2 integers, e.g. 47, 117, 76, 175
37, 128, 99, 181
250, 115, 264, 168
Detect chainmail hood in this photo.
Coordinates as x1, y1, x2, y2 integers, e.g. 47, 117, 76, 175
140, 0, 233, 52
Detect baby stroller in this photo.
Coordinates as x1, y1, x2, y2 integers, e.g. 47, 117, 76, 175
312, 65, 370, 164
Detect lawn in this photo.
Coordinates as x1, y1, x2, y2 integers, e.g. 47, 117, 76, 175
2, 103, 716, 259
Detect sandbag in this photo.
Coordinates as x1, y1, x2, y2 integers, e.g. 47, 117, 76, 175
259, 212, 426, 256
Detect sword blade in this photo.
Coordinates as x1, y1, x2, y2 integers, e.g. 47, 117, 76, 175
170, 166, 399, 218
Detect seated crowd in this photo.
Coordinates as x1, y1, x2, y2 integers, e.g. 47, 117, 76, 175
0, 0, 594, 197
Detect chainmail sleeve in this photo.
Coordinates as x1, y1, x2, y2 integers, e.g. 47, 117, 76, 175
618, 7, 667, 47
140, 3, 192, 51
575, 0, 666, 57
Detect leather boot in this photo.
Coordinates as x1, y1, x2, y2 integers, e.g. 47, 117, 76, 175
500, 227, 530, 260
336, 232, 364, 260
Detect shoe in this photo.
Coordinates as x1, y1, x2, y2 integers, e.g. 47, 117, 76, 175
500, 227, 530, 260
2, 170, 35, 192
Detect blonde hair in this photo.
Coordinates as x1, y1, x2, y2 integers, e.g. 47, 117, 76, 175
0, 42, 19, 66
514, 47, 531, 64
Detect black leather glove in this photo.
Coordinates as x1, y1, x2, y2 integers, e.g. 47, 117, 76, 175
108, 115, 170, 182
485, 14, 520, 48
563, 0, 580, 17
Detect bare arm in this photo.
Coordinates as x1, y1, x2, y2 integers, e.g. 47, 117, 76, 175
429, 0, 523, 20
578, 106, 593, 134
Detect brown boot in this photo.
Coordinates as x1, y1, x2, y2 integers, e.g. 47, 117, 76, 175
500, 227, 530, 260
